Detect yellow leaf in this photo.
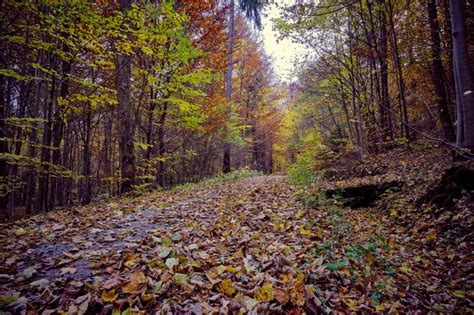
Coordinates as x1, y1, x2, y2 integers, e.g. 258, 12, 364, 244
124, 253, 136, 267
400, 265, 410, 272
216, 265, 227, 275
299, 227, 314, 237
367, 252, 375, 265
141, 293, 153, 302
425, 230, 437, 241
289, 280, 305, 306
281, 274, 294, 283
219, 279, 236, 296
231, 248, 244, 259
205, 269, 220, 285
295, 209, 306, 219
14, 228, 27, 236
342, 297, 358, 310
375, 303, 387, 311
225, 265, 239, 273
101, 289, 118, 302
121, 270, 147, 293
255, 282, 274, 302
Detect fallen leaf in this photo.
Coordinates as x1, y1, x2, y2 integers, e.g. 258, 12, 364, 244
14, 228, 27, 236
255, 282, 273, 302
219, 279, 236, 296
159, 247, 172, 258
121, 270, 147, 293
274, 288, 289, 304
102, 277, 120, 290
60, 267, 77, 275
29, 279, 49, 288
165, 257, 179, 270
425, 230, 437, 241
289, 280, 305, 306
21, 267, 37, 279
101, 289, 118, 302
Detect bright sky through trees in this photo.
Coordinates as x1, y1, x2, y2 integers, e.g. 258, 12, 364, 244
260, 3, 308, 82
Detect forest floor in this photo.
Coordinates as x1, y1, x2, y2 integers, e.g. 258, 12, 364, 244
1, 145, 473, 314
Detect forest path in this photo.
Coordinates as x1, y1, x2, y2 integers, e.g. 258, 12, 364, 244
0, 175, 464, 313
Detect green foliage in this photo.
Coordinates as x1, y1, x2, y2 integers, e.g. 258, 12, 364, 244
326, 259, 349, 271
288, 151, 321, 185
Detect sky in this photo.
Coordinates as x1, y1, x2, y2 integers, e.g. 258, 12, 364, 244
259, 3, 308, 83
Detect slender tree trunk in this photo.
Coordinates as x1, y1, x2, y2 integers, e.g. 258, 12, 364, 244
51, 46, 70, 207
427, 0, 456, 142
145, 88, 155, 161
223, 0, 235, 173
115, 0, 136, 193
387, 0, 410, 140
36, 72, 56, 213
377, 1, 394, 145
25, 50, 45, 214
157, 101, 168, 187
449, 0, 474, 151
441, 0, 457, 119
81, 103, 92, 205
102, 111, 112, 194
0, 54, 9, 218
347, 16, 364, 158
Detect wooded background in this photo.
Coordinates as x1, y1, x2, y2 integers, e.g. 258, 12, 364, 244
1, 0, 473, 219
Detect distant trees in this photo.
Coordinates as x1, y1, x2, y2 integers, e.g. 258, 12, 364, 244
0, 0, 281, 220
275, 0, 474, 163
223, 0, 265, 173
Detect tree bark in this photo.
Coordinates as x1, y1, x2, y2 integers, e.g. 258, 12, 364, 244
223, 0, 235, 173
157, 101, 168, 187
449, 0, 474, 151
80, 103, 92, 205
115, 0, 136, 193
0, 53, 9, 218
387, 0, 410, 140
51, 44, 70, 207
377, 0, 394, 145
427, 0, 456, 142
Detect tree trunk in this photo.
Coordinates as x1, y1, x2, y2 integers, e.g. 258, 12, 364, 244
387, 0, 410, 140
115, 0, 136, 193
81, 103, 92, 205
157, 101, 168, 187
36, 71, 56, 213
25, 50, 45, 214
450, 0, 474, 151
377, 1, 394, 145
0, 54, 9, 218
102, 111, 112, 195
51, 45, 70, 207
223, 0, 235, 174
427, 0, 456, 142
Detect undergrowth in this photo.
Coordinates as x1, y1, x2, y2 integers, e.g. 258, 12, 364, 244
170, 168, 263, 192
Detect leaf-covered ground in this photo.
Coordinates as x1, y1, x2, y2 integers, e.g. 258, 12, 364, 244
1, 170, 472, 313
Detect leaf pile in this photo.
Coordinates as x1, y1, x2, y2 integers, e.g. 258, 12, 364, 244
0, 171, 472, 313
